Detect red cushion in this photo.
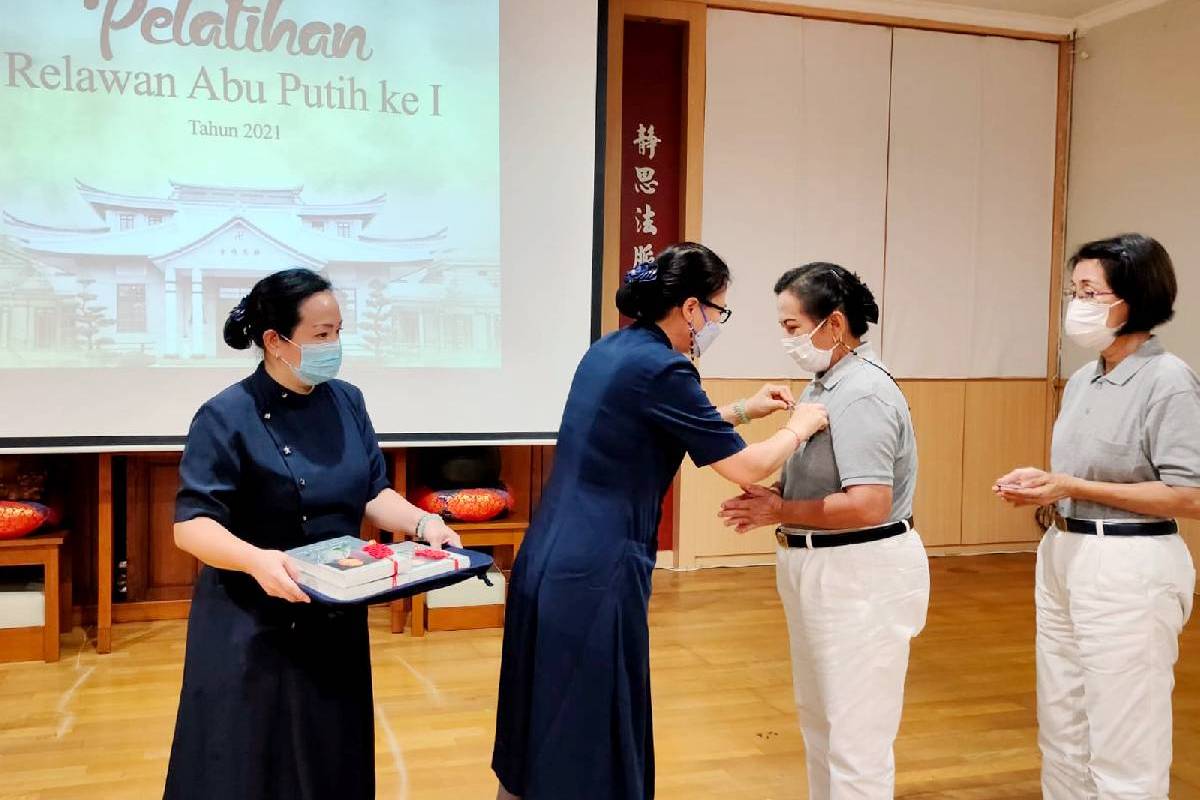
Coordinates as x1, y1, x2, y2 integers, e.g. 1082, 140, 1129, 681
0, 501, 55, 540
411, 486, 514, 523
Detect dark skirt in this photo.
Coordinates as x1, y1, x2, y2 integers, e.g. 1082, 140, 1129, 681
493, 537, 657, 800
164, 567, 374, 800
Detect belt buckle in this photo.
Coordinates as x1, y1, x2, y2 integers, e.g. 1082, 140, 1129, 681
775, 528, 787, 548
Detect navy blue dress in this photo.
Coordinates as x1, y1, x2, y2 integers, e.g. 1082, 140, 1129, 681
164, 364, 391, 800
492, 324, 746, 799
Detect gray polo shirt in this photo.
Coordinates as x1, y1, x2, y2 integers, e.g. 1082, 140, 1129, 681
780, 343, 917, 530
1053, 336, 1200, 520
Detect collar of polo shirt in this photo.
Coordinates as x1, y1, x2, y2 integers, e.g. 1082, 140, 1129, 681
1091, 336, 1164, 386
814, 342, 877, 390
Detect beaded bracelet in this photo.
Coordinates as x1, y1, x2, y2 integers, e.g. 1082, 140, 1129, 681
733, 399, 752, 426
415, 513, 439, 540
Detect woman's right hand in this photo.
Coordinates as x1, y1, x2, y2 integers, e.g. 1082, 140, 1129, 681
787, 403, 828, 441
248, 549, 311, 603
745, 383, 795, 420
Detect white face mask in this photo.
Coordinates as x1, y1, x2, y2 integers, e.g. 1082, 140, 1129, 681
686, 304, 722, 359
782, 317, 835, 373
1064, 297, 1123, 351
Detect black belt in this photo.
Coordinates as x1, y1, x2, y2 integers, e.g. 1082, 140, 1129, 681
1054, 514, 1177, 536
775, 518, 913, 549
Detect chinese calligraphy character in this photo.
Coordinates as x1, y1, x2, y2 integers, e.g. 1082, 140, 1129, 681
634, 166, 658, 195
635, 204, 658, 236
633, 124, 661, 159
633, 244, 654, 266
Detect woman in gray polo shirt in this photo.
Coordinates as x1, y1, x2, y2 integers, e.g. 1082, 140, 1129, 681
996, 233, 1200, 800
720, 263, 928, 800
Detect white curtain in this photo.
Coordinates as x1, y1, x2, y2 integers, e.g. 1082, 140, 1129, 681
701, 11, 891, 379
701, 11, 1058, 379
882, 29, 1057, 378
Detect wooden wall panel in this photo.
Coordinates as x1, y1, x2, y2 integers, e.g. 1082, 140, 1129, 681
901, 381, 965, 548
678, 379, 801, 566
125, 455, 195, 603
498, 446, 533, 522
60, 455, 98, 616
676, 378, 1051, 564
528, 446, 550, 513
961, 381, 1048, 545
682, 378, 972, 562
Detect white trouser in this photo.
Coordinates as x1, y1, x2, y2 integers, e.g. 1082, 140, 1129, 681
775, 529, 930, 800
1037, 527, 1195, 800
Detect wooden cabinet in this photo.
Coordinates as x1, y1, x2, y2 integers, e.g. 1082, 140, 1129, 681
125, 455, 197, 603
77, 444, 552, 646
678, 378, 1051, 566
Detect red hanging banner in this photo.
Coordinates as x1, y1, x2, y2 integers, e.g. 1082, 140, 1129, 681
620, 19, 686, 551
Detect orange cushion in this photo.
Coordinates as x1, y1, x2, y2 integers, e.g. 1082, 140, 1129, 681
0, 502, 55, 540
411, 486, 513, 523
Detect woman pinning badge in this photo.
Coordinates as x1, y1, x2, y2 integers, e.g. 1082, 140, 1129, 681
492, 243, 828, 800
719, 262, 929, 800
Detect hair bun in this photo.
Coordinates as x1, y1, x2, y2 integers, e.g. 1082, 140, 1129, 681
846, 270, 880, 325
228, 297, 248, 323
222, 296, 254, 350
614, 243, 731, 322
615, 277, 656, 320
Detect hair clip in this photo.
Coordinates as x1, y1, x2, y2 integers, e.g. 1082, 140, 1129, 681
625, 262, 658, 285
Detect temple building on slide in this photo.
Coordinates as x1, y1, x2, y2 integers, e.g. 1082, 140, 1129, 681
0, 180, 500, 367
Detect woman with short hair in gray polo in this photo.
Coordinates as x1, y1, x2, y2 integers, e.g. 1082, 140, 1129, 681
996, 233, 1200, 800
719, 263, 929, 800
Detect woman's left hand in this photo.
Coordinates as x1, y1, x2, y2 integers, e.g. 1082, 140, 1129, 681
746, 383, 795, 420
994, 467, 1077, 507
719, 484, 784, 533
422, 517, 463, 549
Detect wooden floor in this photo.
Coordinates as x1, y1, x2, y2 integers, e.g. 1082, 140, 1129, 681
3, 553, 1200, 799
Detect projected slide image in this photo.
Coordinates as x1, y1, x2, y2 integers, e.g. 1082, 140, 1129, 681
0, 1, 500, 369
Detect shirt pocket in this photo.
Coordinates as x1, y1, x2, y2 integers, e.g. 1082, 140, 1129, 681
1085, 437, 1152, 484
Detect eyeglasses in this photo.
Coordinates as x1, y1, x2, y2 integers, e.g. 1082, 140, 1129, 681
702, 300, 732, 324
1063, 288, 1117, 302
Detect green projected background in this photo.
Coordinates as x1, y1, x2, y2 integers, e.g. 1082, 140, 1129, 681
0, 0, 500, 368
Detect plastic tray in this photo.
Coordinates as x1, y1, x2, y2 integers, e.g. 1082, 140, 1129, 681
300, 546, 495, 606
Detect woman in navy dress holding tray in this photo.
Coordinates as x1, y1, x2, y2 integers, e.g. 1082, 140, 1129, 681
164, 268, 459, 800
493, 243, 830, 799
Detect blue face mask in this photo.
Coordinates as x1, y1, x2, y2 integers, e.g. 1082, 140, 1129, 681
282, 336, 342, 386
